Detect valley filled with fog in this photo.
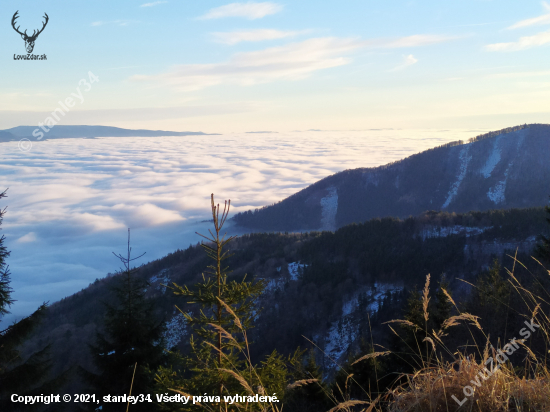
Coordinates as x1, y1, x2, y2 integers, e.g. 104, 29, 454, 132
0, 129, 484, 321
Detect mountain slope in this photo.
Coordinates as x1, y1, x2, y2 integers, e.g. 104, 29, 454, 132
233, 124, 550, 231
19, 207, 548, 391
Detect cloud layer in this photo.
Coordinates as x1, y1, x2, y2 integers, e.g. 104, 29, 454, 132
0, 129, 480, 323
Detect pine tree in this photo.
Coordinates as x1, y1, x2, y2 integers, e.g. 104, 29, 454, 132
0, 190, 13, 317
155, 195, 300, 411
83, 229, 165, 412
0, 190, 58, 411
285, 351, 330, 412
388, 275, 454, 376
467, 259, 513, 340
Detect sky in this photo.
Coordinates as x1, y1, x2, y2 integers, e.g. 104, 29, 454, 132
1, 1, 550, 132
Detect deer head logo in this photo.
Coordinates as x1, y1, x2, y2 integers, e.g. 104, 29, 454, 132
11, 11, 49, 54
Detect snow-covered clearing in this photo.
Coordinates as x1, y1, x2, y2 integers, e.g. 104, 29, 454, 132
442, 145, 472, 209
320, 187, 338, 231
149, 268, 171, 294
480, 136, 502, 178
322, 283, 401, 365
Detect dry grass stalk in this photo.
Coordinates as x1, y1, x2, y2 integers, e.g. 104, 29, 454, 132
208, 322, 242, 349
441, 287, 457, 309
422, 337, 436, 352
327, 399, 370, 412
385, 319, 419, 330
422, 274, 431, 322
440, 313, 482, 332
218, 368, 255, 395
217, 297, 243, 331
286, 378, 319, 390
351, 351, 391, 366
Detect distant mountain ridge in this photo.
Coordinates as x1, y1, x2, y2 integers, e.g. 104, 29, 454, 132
233, 124, 550, 231
0, 125, 217, 141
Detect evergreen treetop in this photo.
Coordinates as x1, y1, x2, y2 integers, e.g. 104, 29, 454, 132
83, 229, 166, 412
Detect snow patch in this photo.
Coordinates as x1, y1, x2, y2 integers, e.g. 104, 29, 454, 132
149, 269, 171, 294
367, 282, 400, 313
486, 129, 527, 204
342, 295, 359, 317
363, 172, 379, 187
514, 128, 527, 148
163, 311, 188, 349
264, 262, 307, 293
442, 145, 472, 209
420, 225, 491, 240
320, 187, 338, 231
323, 283, 401, 364
288, 261, 307, 281
265, 278, 285, 293
480, 137, 501, 178
488, 177, 507, 204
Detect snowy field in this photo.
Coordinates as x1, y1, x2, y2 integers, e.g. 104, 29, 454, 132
0, 128, 487, 321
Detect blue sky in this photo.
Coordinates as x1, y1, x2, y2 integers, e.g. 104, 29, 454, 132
2, 1, 550, 132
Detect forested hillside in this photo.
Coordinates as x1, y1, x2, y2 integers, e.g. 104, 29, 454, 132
20, 207, 549, 400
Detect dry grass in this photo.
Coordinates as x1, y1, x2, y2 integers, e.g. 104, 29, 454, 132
384, 255, 550, 412
388, 353, 550, 412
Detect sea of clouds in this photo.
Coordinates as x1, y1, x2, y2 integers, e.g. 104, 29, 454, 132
0, 129, 486, 322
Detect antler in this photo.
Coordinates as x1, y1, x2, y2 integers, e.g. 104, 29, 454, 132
31, 13, 49, 38
11, 11, 27, 37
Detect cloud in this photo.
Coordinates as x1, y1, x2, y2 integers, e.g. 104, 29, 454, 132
371, 34, 457, 48
132, 35, 454, 91
91, 20, 134, 27
486, 30, 550, 51
111, 203, 184, 227
390, 54, 418, 72
198, 2, 283, 20
140, 1, 167, 7
132, 37, 361, 91
17, 232, 37, 243
507, 2, 550, 29
212, 29, 308, 45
